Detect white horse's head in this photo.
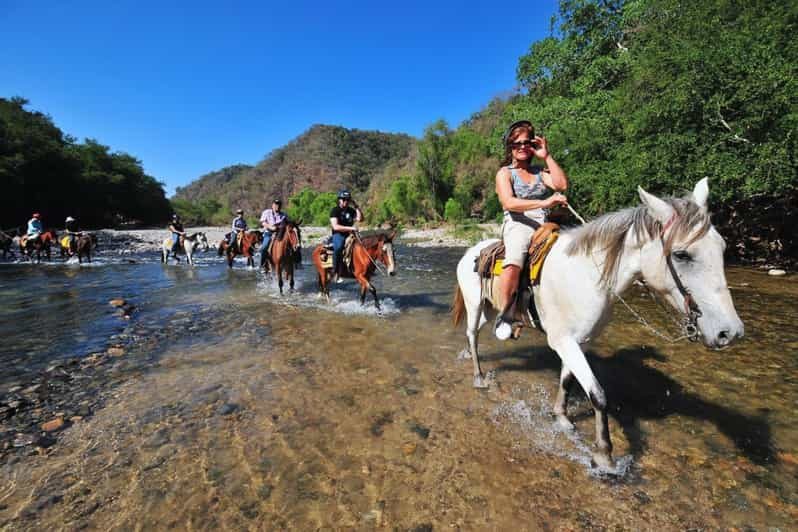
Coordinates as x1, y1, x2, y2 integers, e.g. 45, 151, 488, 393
638, 178, 744, 349
197, 232, 209, 251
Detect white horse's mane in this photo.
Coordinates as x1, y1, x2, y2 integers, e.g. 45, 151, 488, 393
564, 196, 711, 287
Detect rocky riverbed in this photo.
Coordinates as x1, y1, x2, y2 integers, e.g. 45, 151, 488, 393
92, 224, 501, 254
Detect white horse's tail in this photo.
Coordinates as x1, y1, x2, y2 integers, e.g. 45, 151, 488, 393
452, 283, 465, 327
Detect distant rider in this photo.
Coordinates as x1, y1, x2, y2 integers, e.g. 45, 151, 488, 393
26, 212, 43, 243
228, 209, 248, 250
168, 214, 185, 255
259, 199, 286, 269
65, 216, 79, 254
329, 190, 362, 282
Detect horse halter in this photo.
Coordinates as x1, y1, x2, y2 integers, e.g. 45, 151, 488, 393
661, 215, 702, 341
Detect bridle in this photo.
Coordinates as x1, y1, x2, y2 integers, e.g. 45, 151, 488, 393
661, 215, 702, 341
354, 232, 390, 275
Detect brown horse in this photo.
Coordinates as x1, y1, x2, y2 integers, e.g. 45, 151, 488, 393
218, 230, 263, 268
59, 232, 97, 260
21, 229, 58, 263
311, 230, 397, 310
75, 233, 98, 263
264, 220, 302, 294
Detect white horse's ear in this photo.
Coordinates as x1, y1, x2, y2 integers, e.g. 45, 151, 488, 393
692, 177, 709, 212
638, 186, 675, 224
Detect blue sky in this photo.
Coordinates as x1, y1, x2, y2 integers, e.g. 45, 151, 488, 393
1, 0, 559, 196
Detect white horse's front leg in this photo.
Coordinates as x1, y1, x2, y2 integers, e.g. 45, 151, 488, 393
554, 365, 576, 431
549, 336, 613, 468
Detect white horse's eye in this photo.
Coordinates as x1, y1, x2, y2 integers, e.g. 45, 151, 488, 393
672, 250, 692, 262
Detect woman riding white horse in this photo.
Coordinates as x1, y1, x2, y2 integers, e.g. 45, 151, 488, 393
161, 231, 209, 266
453, 178, 744, 469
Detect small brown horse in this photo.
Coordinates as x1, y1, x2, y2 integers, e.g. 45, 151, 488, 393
311, 230, 397, 310
218, 230, 263, 268
264, 220, 302, 294
21, 230, 58, 263
75, 233, 98, 263
60, 233, 97, 262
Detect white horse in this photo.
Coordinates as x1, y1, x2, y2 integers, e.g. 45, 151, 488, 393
452, 179, 744, 468
161, 232, 209, 266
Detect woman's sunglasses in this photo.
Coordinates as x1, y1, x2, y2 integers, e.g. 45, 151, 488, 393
509, 140, 537, 149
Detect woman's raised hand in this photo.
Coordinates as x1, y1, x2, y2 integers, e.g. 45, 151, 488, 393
532, 136, 549, 159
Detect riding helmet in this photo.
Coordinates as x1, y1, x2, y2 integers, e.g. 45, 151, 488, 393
32, 212, 41, 219
172, 213, 179, 220
236, 209, 244, 215
273, 199, 282, 205
502, 120, 534, 146
337, 190, 351, 200
66, 216, 75, 222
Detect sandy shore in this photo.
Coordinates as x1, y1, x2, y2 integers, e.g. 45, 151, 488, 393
96, 224, 502, 253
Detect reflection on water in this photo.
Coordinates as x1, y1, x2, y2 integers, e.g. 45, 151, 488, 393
0, 245, 797, 529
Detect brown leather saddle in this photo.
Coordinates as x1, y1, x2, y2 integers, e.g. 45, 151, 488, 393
475, 222, 560, 335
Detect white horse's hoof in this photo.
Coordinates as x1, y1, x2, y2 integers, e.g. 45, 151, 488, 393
555, 415, 575, 431
473, 375, 489, 389
591, 451, 615, 470
495, 321, 512, 341
457, 348, 472, 360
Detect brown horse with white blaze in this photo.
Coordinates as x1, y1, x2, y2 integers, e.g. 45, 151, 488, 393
265, 219, 302, 294
311, 230, 397, 310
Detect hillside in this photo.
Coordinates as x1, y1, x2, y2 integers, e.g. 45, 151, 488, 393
173, 125, 415, 216
174, 164, 252, 203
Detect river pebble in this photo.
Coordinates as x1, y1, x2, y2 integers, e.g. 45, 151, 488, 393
768, 269, 787, 276
40, 418, 65, 432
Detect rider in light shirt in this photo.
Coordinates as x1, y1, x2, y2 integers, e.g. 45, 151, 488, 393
259, 199, 286, 269
27, 213, 43, 239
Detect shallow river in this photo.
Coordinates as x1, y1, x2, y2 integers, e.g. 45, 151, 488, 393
0, 245, 796, 530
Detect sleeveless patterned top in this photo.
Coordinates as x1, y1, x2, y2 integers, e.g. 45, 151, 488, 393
503, 166, 551, 225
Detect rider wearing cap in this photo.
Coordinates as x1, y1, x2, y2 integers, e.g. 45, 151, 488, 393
259, 198, 287, 269
26, 213, 43, 240
494, 119, 568, 339
168, 214, 185, 256
228, 209, 248, 249
329, 190, 362, 281
65, 216, 79, 254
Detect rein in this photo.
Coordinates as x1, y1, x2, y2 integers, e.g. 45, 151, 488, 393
569, 205, 701, 343
354, 232, 389, 275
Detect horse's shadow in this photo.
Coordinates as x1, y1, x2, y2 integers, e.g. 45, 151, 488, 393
388, 290, 452, 312
490, 344, 775, 465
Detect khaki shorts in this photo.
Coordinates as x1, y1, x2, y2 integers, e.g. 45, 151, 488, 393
501, 216, 537, 268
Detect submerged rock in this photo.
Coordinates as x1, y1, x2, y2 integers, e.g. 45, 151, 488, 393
217, 403, 239, 416
768, 269, 787, 276
40, 418, 65, 432
109, 298, 126, 307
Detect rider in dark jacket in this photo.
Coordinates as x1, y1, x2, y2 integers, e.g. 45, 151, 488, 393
228, 209, 248, 249
329, 190, 362, 282
168, 214, 185, 255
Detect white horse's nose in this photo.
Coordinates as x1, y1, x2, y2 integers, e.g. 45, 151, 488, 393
713, 320, 744, 348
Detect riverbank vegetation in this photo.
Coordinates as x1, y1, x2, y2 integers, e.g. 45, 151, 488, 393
0, 97, 171, 229
363, 0, 797, 264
